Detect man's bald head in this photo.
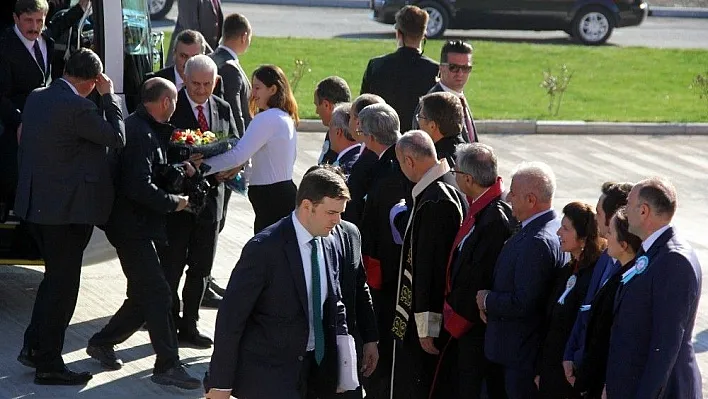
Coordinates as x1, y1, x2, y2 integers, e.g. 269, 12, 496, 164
141, 77, 178, 122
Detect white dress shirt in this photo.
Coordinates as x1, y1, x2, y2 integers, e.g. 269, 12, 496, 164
205, 108, 297, 186
335, 143, 361, 163
291, 212, 328, 351
641, 224, 672, 253
521, 209, 554, 228
218, 44, 239, 62
14, 25, 47, 73
59, 78, 80, 95
185, 92, 211, 129
174, 66, 184, 92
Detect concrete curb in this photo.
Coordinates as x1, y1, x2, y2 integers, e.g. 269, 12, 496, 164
297, 119, 708, 135
224, 0, 708, 18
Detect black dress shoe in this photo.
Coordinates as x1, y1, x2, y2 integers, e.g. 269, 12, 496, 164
35, 368, 92, 386
200, 289, 223, 309
17, 346, 37, 368
87, 344, 123, 370
151, 364, 201, 390
208, 279, 227, 297
178, 329, 213, 349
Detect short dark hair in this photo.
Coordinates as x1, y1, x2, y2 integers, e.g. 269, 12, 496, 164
351, 93, 385, 117
612, 207, 643, 254
141, 77, 175, 104
562, 201, 605, 271
394, 5, 428, 42
637, 177, 677, 218
15, 0, 48, 15
441, 40, 473, 64
600, 181, 633, 225
173, 29, 206, 53
64, 48, 102, 80
420, 92, 463, 138
315, 76, 351, 105
222, 13, 251, 41
297, 165, 351, 206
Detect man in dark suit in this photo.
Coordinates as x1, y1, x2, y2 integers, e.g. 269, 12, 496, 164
327, 103, 360, 175
357, 103, 413, 399
476, 162, 567, 399
15, 48, 125, 385
159, 54, 237, 348
415, 92, 465, 167
204, 167, 355, 399
606, 177, 702, 399
412, 40, 478, 143
341, 94, 385, 227
0, 0, 86, 227
360, 5, 438, 133
167, 0, 223, 61
86, 78, 201, 389
431, 143, 512, 399
210, 13, 252, 137
316, 76, 352, 165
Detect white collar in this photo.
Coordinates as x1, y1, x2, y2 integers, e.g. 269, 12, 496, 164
412, 159, 450, 199
14, 25, 42, 50
378, 146, 392, 160
471, 186, 492, 203
60, 78, 80, 95
521, 209, 553, 228
358, 143, 368, 156
218, 45, 239, 62
336, 143, 361, 162
173, 66, 184, 88
292, 212, 315, 246
439, 81, 464, 97
185, 91, 209, 111
641, 224, 672, 252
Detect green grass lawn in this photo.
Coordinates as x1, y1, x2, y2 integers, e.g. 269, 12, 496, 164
162, 33, 708, 122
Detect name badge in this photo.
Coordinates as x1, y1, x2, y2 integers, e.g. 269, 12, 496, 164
557, 275, 577, 305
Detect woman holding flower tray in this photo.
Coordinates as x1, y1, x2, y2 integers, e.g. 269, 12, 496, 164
204, 64, 299, 233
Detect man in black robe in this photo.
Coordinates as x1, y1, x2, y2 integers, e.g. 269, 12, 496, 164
390, 131, 467, 399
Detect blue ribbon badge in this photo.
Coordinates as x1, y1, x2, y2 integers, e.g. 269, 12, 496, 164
621, 255, 650, 285
557, 275, 577, 305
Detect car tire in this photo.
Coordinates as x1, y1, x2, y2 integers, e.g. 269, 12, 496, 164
571, 6, 615, 45
149, 0, 174, 20
417, 1, 449, 39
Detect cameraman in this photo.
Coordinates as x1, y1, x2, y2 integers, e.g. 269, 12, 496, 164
87, 77, 201, 389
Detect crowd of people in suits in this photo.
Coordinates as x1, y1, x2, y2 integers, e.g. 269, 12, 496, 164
0, 0, 703, 398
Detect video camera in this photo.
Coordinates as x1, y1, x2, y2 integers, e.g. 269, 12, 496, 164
153, 162, 213, 214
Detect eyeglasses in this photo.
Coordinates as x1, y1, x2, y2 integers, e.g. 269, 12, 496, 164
450, 170, 471, 177
442, 63, 473, 73
415, 113, 428, 122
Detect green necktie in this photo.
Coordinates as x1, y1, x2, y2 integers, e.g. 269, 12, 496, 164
310, 238, 325, 364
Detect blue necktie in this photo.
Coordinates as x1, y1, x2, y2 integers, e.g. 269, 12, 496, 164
310, 238, 325, 364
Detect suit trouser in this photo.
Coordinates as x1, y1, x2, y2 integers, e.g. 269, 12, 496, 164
157, 211, 219, 327
503, 366, 538, 399
23, 223, 93, 372
248, 180, 297, 234
365, 287, 396, 399
89, 230, 180, 372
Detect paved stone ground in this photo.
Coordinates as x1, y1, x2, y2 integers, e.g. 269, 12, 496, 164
1, 133, 707, 398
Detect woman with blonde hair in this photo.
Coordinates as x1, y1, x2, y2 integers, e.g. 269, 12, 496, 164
205, 64, 299, 233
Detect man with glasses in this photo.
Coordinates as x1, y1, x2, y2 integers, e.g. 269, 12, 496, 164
360, 5, 438, 133
327, 103, 360, 176
415, 92, 466, 167
413, 40, 478, 143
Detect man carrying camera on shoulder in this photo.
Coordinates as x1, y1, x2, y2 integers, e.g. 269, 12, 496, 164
86, 77, 202, 390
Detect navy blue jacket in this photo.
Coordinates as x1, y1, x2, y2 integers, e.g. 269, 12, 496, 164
563, 250, 618, 365
484, 210, 567, 370
606, 227, 702, 399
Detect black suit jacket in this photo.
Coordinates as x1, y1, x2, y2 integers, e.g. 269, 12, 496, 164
335, 144, 361, 176
15, 80, 126, 225
210, 46, 252, 137
342, 147, 377, 228
360, 47, 438, 132
206, 215, 349, 398
411, 82, 478, 143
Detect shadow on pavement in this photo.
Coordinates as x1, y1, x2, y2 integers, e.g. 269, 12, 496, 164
694, 328, 708, 353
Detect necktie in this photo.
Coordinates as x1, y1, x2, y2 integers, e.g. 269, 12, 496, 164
310, 238, 325, 365
196, 105, 210, 132
33, 40, 45, 75
459, 96, 477, 143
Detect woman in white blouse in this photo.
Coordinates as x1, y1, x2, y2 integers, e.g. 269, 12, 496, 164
204, 64, 298, 233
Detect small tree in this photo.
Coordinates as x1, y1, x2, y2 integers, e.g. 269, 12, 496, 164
690, 72, 708, 111
289, 59, 311, 94
540, 65, 574, 116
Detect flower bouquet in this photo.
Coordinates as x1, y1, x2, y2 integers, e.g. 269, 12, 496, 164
167, 129, 240, 164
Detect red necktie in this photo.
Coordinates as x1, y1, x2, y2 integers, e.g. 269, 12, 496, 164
196, 105, 210, 132
459, 96, 478, 143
